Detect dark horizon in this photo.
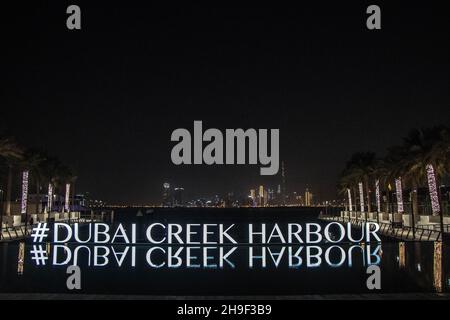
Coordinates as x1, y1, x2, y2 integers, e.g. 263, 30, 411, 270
2, 2, 449, 205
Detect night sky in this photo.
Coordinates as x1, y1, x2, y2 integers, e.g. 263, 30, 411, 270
2, 2, 449, 204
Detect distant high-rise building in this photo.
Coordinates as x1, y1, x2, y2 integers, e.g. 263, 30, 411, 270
173, 187, 184, 206
281, 161, 287, 205
305, 188, 313, 206
295, 194, 304, 206
224, 192, 235, 208
162, 182, 172, 207
259, 185, 264, 207
250, 189, 256, 207
268, 188, 274, 204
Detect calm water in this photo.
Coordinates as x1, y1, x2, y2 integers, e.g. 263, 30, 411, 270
0, 208, 447, 295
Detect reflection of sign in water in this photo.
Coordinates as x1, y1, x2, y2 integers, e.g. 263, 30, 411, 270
28, 222, 382, 271
32, 222, 382, 245
29, 244, 382, 269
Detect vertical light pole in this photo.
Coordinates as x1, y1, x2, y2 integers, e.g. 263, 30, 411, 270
21, 171, 29, 235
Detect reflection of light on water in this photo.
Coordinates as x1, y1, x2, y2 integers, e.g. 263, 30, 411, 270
398, 242, 405, 269
17, 242, 25, 275
433, 242, 442, 293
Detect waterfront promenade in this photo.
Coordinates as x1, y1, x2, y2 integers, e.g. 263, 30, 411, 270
0, 211, 108, 241
320, 211, 448, 241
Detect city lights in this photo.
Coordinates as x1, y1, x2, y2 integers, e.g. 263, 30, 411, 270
20, 171, 29, 214
395, 178, 404, 213
426, 164, 441, 215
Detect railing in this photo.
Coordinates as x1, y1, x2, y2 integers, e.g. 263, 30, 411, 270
320, 214, 443, 241
0, 209, 115, 241
0, 224, 33, 241
344, 201, 449, 216
0, 213, 100, 241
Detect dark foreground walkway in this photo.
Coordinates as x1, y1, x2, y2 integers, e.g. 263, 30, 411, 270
0, 293, 449, 300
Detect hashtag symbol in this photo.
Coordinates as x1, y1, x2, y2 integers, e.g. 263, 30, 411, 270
30, 245, 48, 266
31, 223, 50, 243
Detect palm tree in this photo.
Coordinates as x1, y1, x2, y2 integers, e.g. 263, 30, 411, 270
337, 125, 449, 234
373, 158, 392, 214
343, 152, 377, 221
400, 126, 450, 232
338, 174, 354, 217
24, 149, 48, 213
40, 156, 63, 216
0, 138, 23, 159
55, 165, 73, 214
20, 149, 47, 230
0, 138, 24, 216
69, 174, 78, 222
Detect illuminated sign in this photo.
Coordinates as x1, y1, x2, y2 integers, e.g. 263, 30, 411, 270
32, 222, 381, 245
29, 222, 381, 269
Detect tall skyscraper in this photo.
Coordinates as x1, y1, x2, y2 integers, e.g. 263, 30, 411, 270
263, 189, 268, 206
305, 188, 313, 206
268, 188, 274, 205
162, 182, 172, 207
173, 187, 184, 206
281, 161, 287, 205
250, 189, 256, 207
259, 185, 264, 207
